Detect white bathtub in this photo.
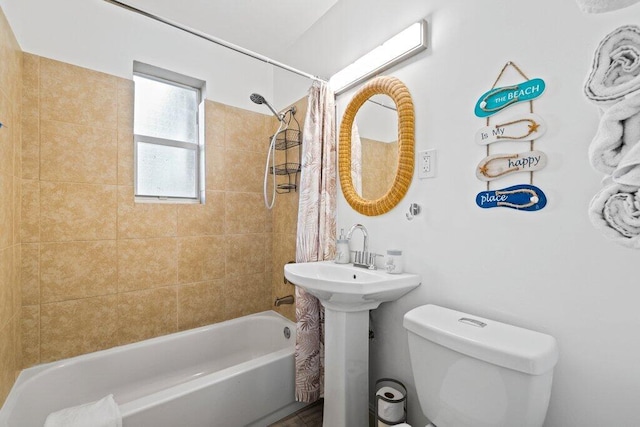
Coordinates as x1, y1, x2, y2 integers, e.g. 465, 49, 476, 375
0, 310, 305, 427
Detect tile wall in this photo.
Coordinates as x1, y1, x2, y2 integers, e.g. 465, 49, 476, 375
361, 137, 397, 200
270, 97, 307, 322
20, 54, 282, 367
0, 6, 22, 405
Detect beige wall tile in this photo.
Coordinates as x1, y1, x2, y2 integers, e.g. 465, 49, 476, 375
118, 238, 177, 292
0, 173, 12, 249
13, 102, 22, 181
117, 186, 177, 239
0, 10, 20, 104
40, 120, 117, 184
117, 287, 177, 345
224, 273, 270, 319
205, 144, 225, 191
177, 235, 225, 284
21, 54, 39, 117
12, 311, 21, 381
12, 245, 20, 315
40, 295, 118, 362
12, 177, 21, 247
20, 127, 39, 180
21, 243, 39, 306
20, 179, 39, 243
0, 247, 13, 330
40, 241, 117, 303
40, 182, 117, 241
0, 91, 13, 177
224, 106, 270, 152
205, 100, 225, 147
0, 320, 16, 404
273, 192, 299, 235
177, 280, 225, 331
39, 58, 117, 129
225, 233, 265, 277
225, 192, 266, 234
224, 149, 264, 193
21, 54, 39, 180
177, 191, 224, 236
117, 78, 133, 130
117, 126, 133, 186
21, 305, 39, 368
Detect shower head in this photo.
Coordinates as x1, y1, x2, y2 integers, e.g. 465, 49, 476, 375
250, 93, 283, 121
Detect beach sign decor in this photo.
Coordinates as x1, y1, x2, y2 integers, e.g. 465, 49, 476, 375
474, 78, 546, 117
475, 113, 546, 145
476, 184, 547, 211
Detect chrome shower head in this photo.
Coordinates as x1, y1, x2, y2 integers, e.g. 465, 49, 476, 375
250, 93, 283, 121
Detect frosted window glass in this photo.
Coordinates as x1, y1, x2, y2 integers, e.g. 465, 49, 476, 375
136, 142, 197, 198
134, 75, 198, 144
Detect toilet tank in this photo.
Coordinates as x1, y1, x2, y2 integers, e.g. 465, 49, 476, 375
403, 305, 558, 427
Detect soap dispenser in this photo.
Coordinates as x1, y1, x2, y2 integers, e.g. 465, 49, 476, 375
335, 229, 350, 264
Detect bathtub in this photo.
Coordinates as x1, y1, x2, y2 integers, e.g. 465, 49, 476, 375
0, 310, 305, 427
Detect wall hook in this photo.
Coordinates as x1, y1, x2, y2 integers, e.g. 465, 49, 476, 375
406, 203, 421, 220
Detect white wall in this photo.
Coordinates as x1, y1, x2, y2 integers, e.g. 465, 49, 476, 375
0, 0, 312, 112
293, 0, 640, 426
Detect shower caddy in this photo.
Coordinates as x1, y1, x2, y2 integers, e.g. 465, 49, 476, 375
269, 109, 302, 193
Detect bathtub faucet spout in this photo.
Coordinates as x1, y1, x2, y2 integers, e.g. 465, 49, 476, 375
274, 295, 294, 306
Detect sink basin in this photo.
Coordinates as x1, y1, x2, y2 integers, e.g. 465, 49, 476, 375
285, 261, 421, 311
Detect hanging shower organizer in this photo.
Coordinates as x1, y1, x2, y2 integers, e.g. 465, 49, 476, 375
269, 109, 302, 193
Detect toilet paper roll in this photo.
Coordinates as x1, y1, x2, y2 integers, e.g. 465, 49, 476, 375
378, 422, 412, 427
376, 386, 405, 424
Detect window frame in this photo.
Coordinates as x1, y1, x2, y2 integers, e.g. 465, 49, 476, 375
132, 63, 206, 204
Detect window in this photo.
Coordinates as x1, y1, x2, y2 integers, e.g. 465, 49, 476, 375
133, 62, 205, 202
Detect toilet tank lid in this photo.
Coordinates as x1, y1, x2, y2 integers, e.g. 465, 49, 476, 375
403, 304, 559, 375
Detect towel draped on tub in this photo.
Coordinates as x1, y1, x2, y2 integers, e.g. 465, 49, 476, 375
43, 394, 122, 427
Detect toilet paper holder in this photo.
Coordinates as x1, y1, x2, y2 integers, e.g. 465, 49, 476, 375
375, 378, 407, 426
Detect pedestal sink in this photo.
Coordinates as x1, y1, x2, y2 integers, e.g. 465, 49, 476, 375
284, 261, 421, 427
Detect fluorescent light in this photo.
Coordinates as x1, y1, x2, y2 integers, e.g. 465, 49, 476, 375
329, 20, 427, 95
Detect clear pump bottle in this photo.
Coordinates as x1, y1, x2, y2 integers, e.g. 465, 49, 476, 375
335, 229, 350, 264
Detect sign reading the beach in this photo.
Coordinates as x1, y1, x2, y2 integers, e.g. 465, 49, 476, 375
474, 78, 546, 117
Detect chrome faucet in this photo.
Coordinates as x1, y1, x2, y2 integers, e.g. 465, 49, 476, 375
346, 224, 377, 269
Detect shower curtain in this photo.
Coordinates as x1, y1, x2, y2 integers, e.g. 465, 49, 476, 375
294, 81, 336, 402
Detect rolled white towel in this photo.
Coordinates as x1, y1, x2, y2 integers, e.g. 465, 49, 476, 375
612, 141, 640, 185
44, 394, 122, 427
576, 0, 640, 13
589, 93, 640, 174
589, 182, 640, 248
584, 25, 640, 104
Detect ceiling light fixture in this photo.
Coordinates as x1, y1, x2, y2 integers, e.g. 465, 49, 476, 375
329, 20, 428, 95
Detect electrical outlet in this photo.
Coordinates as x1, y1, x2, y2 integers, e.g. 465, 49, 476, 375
418, 149, 437, 179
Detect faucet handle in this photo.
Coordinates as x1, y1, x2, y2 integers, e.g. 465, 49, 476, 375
367, 253, 383, 270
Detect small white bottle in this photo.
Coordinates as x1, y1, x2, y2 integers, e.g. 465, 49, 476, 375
335, 229, 350, 264
385, 249, 403, 274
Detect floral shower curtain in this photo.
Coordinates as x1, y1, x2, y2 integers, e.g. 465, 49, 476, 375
294, 81, 336, 402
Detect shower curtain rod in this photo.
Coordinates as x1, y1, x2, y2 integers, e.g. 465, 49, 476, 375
103, 0, 328, 83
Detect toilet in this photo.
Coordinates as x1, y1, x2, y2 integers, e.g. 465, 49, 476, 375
403, 304, 559, 427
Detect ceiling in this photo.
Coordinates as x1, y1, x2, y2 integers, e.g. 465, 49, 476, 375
121, 0, 339, 62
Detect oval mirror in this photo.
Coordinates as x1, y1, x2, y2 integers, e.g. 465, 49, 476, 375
339, 76, 415, 216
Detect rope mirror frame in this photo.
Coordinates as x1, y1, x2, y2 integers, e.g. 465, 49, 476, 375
338, 76, 415, 216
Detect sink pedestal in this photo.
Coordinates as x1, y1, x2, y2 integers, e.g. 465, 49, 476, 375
283, 261, 421, 427
323, 309, 369, 427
